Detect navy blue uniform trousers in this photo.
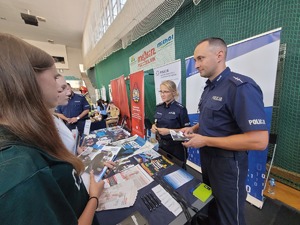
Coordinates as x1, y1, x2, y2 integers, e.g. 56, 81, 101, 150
200, 147, 248, 225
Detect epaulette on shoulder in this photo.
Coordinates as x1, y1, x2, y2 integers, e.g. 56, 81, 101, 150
228, 73, 248, 86
175, 102, 184, 108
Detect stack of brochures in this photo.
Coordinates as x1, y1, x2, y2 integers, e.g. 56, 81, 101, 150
97, 179, 138, 211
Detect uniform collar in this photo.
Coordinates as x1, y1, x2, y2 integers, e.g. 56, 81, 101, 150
164, 100, 175, 108
69, 91, 75, 100
205, 67, 231, 89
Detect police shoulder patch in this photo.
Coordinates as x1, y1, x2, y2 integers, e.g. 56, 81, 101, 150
175, 102, 184, 108
228, 73, 249, 86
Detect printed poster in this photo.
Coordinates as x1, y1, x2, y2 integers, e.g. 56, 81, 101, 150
153, 59, 182, 104
129, 28, 175, 73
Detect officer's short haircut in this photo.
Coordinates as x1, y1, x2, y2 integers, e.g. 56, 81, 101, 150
197, 37, 227, 57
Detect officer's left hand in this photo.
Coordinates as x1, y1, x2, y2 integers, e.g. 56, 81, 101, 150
182, 133, 207, 148
156, 127, 170, 136
69, 117, 78, 124
151, 124, 157, 134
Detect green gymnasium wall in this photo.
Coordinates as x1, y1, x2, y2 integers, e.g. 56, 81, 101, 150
88, 0, 300, 189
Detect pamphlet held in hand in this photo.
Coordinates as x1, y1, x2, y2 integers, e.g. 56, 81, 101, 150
170, 130, 189, 141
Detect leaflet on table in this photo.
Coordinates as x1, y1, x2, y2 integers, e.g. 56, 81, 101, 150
79, 145, 121, 189
140, 155, 174, 177
132, 148, 173, 176
82, 126, 131, 147
97, 179, 138, 211
133, 149, 161, 163
113, 157, 136, 174
111, 140, 156, 174
152, 185, 182, 216
169, 130, 189, 141
104, 164, 153, 190
192, 183, 212, 202
163, 169, 194, 189
111, 135, 154, 160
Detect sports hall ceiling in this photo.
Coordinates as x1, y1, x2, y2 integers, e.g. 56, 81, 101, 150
0, 0, 89, 48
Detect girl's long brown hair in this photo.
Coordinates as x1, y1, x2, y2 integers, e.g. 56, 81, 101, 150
0, 33, 84, 173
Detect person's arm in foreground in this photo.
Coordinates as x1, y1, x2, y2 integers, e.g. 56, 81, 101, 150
78, 161, 115, 225
182, 130, 268, 151
78, 170, 104, 225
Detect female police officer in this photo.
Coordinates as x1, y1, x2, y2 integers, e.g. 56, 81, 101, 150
151, 80, 190, 163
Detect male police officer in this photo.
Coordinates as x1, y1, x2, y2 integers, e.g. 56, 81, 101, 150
182, 38, 268, 225
56, 83, 90, 136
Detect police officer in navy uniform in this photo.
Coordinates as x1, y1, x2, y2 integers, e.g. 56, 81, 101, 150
56, 83, 91, 136
182, 38, 269, 225
151, 80, 190, 163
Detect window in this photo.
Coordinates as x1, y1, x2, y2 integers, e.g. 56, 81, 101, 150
86, 0, 128, 49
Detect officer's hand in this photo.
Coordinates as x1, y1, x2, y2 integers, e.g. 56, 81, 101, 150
182, 133, 207, 148
156, 127, 170, 136
69, 117, 78, 124
181, 127, 194, 135
151, 124, 157, 133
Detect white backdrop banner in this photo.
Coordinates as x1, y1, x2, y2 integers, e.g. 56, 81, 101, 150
153, 59, 182, 104
185, 28, 281, 208
129, 28, 175, 73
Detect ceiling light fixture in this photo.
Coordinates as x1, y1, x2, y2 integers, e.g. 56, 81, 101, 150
20, 9, 38, 26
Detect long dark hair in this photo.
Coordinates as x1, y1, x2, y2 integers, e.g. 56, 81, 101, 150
97, 99, 105, 110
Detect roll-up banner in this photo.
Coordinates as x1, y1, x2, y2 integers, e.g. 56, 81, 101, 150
110, 75, 131, 130
130, 71, 145, 137
153, 59, 182, 104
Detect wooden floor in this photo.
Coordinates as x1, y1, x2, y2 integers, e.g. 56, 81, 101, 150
264, 181, 300, 211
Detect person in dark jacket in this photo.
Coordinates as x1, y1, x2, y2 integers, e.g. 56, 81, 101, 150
151, 80, 190, 162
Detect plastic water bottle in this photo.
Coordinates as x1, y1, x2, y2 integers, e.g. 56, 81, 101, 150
268, 178, 276, 194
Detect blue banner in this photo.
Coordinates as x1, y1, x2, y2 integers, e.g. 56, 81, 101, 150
185, 28, 281, 208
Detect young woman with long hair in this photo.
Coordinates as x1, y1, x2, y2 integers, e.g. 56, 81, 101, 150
0, 33, 103, 225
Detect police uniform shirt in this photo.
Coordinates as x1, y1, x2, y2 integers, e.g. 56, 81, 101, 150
56, 93, 91, 119
154, 100, 190, 140
0, 126, 97, 225
198, 67, 268, 137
